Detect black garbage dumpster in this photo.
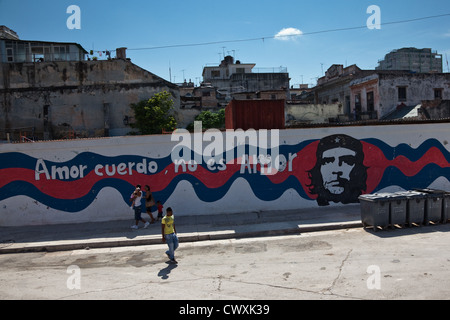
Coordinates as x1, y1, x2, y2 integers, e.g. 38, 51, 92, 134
415, 189, 445, 225
442, 191, 450, 224
359, 193, 391, 231
389, 191, 408, 228
403, 190, 427, 227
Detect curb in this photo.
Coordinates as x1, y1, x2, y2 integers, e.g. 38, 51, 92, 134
0, 221, 363, 255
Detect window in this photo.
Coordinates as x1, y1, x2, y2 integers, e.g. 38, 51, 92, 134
434, 88, 443, 99
398, 87, 407, 101
211, 70, 220, 78
16, 43, 26, 62
345, 96, 351, 114
6, 48, 14, 62
42, 46, 50, 61
53, 46, 66, 61
355, 94, 361, 112
367, 92, 374, 112
31, 45, 44, 62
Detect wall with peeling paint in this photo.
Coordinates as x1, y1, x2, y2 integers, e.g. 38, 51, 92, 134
350, 72, 450, 119
0, 60, 181, 140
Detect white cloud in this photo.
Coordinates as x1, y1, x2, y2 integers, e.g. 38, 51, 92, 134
274, 27, 303, 41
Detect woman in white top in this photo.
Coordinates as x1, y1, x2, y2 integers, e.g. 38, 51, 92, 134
130, 185, 150, 230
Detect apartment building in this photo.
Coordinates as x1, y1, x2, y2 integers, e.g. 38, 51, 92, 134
376, 48, 443, 73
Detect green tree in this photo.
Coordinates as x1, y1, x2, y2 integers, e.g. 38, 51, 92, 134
130, 91, 177, 135
187, 109, 225, 131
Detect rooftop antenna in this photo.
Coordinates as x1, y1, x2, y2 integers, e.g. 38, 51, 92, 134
227, 49, 236, 59
169, 61, 172, 82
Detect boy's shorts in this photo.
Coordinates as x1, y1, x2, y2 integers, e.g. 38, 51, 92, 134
134, 206, 142, 220
158, 212, 163, 219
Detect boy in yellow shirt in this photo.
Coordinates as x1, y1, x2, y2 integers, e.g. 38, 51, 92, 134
161, 207, 178, 264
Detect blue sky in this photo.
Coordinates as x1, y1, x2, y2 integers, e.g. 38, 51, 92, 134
1, 0, 450, 87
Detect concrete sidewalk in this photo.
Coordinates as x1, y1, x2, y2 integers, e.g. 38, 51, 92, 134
0, 205, 362, 254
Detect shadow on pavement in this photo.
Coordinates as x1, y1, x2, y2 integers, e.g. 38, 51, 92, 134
158, 261, 178, 280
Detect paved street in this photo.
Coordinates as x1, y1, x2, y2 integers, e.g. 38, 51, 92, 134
1, 224, 450, 300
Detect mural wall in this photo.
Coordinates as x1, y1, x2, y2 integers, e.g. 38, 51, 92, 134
1, 123, 449, 226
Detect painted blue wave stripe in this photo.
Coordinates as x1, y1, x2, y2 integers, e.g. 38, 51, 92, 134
0, 179, 134, 213
0, 169, 312, 212
373, 164, 450, 193
164, 171, 311, 203
0, 152, 175, 178
0, 152, 37, 170
362, 138, 450, 162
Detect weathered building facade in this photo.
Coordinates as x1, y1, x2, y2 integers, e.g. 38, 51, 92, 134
0, 59, 181, 141
0, 25, 87, 63
0, 26, 182, 141
314, 63, 450, 121
376, 48, 443, 73
314, 64, 374, 118
285, 103, 343, 125
349, 71, 450, 119
420, 100, 450, 119
202, 55, 290, 106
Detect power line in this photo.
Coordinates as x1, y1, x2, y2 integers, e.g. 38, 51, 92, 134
124, 13, 450, 52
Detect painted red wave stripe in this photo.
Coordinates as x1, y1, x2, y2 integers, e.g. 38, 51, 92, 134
391, 147, 450, 174
0, 162, 244, 200
0, 168, 98, 199
363, 144, 450, 194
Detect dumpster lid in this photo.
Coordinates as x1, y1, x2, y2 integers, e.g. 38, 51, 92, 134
359, 193, 397, 202
359, 191, 412, 201
414, 188, 445, 197
389, 191, 410, 199
400, 190, 428, 199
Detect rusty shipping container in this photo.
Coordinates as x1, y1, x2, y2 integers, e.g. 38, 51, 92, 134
225, 99, 285, 130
